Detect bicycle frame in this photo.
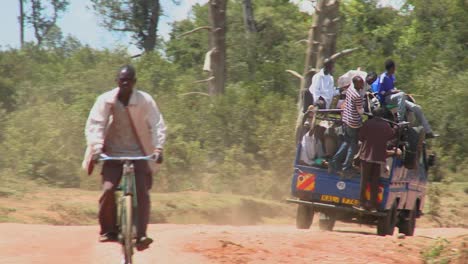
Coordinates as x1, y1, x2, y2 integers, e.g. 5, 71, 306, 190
121, 161, 136, 196
99, 154, 157, 264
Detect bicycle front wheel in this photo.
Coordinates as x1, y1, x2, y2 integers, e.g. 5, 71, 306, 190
121, 195, 133, 264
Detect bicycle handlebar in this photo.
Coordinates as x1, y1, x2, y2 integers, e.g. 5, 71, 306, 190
98, 153, 159, 162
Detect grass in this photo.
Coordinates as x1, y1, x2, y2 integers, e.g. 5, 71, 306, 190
0, 177, 294, 226
422, 182, 468, 228
0, 206, 18, 222
421, 236, 468, 264
0, 174, 465, 228
422, 238, 449, 263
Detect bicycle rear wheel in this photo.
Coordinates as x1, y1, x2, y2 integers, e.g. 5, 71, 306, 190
121, 195, 133, 264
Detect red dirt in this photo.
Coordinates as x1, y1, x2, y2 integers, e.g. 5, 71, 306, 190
0, 223, 466, 264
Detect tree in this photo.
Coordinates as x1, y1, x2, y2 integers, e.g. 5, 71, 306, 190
242, 0, 257, 33
23, 0, 69, 46
208, 0, 228, 95
91, 0, 162, 53
18, 0, 25, 48
287, 0, 357, 141
177, 0, 228, 95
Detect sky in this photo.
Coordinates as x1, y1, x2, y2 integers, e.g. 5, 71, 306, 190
0, 0, 208, 55
0, 0, 401, 55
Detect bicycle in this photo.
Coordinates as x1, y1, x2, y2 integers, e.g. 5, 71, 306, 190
99, 153, 158, 264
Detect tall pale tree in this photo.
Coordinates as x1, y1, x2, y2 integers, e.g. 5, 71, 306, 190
178, 0, 228, 95
287, 0, 358, 141
208, 0, 228, 95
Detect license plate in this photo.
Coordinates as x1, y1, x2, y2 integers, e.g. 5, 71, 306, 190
320, 194, 340, 203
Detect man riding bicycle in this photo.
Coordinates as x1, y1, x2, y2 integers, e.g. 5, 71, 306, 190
82, 64, 167, 249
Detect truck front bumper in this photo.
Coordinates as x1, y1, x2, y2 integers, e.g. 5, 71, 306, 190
286, 198, 386, 217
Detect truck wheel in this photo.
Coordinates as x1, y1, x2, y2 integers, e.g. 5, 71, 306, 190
318, 213, 336, 231
377, 202, 397, 236
398, 202, 417, 236
296, 204, 314, 229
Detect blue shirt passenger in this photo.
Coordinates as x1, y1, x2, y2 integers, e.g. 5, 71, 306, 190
373, 72, 395, 104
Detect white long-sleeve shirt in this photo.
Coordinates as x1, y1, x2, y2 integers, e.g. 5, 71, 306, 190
82, 87, 166, 173
308, 69, 338, 109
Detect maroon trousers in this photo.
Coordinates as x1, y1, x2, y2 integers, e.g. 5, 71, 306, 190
359, 160, 381, 210
99, 160, 152, 237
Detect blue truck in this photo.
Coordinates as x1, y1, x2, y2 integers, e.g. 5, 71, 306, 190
287, 109, 434, 236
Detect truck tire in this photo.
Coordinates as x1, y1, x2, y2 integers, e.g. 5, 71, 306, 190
398, 202, 417, 236
296, 204, 314, 229
377, 202, 397, 236
318, 213, 336, 231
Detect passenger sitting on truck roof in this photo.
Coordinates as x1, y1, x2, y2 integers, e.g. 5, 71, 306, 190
328, 76, 365, 176
372, 59, 437, 139
366, 71, 378, 93
354, 108, 400, 212
308, 60, 340, 109
362, 72, 380, 113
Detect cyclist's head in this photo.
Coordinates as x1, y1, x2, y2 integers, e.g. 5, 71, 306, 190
116, 65, 137, 91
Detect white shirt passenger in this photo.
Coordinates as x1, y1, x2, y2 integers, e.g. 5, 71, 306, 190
308, 69, 338, 109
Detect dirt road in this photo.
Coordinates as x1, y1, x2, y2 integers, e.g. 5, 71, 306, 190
0, 223, 466, 264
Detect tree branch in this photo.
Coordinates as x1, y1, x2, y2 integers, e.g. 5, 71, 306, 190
295, 39, 309, 44
179, 92, 211, 97
193, 76, 215, 83
306, 68, 318, 76
107, 26, 134, 32
324, 47, 360, 63
326, 0, 338, 7
177, 26, 212, 38
286, 70, 304, 81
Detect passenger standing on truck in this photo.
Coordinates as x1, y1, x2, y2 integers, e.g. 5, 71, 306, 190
328, 76, 365, 175
354, 108, 399, 212
308, 60, 339, 109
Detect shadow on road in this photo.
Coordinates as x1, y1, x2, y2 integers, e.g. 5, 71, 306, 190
332, 229, 376, 236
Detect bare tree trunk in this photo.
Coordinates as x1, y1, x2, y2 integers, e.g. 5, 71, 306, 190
141, 0, 160, 52
242, 0, 257, 33
19, 0, 25, 48
315, 0, 340, 69
242, 0, 257, 80
295, 0, 341, 142
295, 0, 327, 140
31, 0, 43, 46
301, 0, 327, 96
208, 0, 228, 95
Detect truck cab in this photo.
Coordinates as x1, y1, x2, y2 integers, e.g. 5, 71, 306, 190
287, 109, 433, 236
